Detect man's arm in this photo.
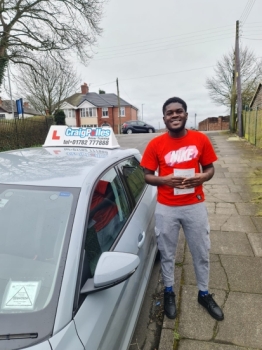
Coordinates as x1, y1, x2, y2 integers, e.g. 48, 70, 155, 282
202, 163, 215, 181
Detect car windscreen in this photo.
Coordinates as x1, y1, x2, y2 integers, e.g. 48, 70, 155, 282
0, 185, 79, 350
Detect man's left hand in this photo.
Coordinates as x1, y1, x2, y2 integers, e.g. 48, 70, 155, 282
181, 173, 209, 188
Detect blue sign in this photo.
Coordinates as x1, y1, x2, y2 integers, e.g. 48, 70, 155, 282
16, 98, 24, 115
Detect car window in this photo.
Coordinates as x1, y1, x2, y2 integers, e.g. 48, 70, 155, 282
137, 121, 145, 126
0, 187, 76, 310
130, 121, 137, 126
83, 168, 130, 277
118, 157, 146, 204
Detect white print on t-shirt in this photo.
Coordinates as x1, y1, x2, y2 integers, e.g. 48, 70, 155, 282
164, 146, 198, 166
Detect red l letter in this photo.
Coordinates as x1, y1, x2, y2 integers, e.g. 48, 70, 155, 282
52, 131, 60, 140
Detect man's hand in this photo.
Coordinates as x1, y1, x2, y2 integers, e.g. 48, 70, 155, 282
163, 174, 187, 189
181, 164, 215, 188
144, 169, 187, 188
181, 173, 209, 188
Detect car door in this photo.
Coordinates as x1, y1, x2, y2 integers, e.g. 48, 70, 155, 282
111, 155, 157, 349
136, 121, 147, 132
73, 161, 155, 350
129, 121, 139, 133
117, 155, 157, 279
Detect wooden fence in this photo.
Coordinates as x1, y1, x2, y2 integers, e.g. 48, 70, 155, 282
243, 108, 262, 148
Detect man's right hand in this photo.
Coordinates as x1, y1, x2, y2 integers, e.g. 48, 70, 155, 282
163, 174, 187, 188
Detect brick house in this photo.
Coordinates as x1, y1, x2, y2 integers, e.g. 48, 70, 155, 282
60, 83, 138, 134
198, 116, 229, 131
250, 83, 262, 109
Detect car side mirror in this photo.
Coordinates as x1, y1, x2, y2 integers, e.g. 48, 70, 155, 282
80, 252, 140, 295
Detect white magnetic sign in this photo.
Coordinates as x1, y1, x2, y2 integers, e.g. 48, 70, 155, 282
43, 126, 120, 149
3, 281, 40, 310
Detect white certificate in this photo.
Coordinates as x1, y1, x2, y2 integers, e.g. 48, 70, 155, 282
174, 168, 195, 195
2, 281, 41, 310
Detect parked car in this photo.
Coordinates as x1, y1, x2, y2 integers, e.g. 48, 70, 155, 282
122, 121, 155, 134
0, 126, 157, 350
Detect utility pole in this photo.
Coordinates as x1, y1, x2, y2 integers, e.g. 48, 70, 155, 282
194, 113, 197, 129
116, 78, 121, 134
141, 104, 144, 121
230, 48, 237, 132
235, 20, 243, 137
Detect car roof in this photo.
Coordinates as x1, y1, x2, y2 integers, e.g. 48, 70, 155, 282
0, 146, 140, 187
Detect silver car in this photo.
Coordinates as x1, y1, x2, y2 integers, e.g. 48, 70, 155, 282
0, 126, 157, 350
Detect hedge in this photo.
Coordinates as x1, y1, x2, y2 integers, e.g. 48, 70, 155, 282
0, 116, 54, 152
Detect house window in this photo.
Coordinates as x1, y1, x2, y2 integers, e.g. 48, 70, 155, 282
81, 108, 97, 118
0, 114, 5, 120
88, 108, 96, 117
120, 107, 125, 117
81, 109, 86, 118
64, 109, 75, 118
102, 108, 108, 117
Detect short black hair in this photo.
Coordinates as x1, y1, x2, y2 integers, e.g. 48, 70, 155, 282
162, 97, 187, 114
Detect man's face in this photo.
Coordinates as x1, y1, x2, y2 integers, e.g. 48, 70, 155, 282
163, 102, 188, 133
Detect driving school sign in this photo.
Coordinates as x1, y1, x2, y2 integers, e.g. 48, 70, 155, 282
43, 126, 120, 149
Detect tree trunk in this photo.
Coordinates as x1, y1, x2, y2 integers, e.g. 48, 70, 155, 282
0, 43, 8, 88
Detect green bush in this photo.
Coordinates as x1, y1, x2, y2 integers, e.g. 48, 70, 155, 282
54, 110, 66, 125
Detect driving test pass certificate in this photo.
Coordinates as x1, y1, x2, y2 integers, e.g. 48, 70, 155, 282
173, 168, 195, 195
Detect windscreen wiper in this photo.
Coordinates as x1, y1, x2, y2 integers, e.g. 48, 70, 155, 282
0, 333, 38, 340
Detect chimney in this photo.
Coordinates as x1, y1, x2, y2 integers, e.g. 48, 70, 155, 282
81, 83, 89, 94
23, 101, 29, 108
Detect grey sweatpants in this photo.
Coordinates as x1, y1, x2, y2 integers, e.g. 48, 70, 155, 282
155, 202, 210, 291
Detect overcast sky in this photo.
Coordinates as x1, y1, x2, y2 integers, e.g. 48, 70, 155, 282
71, 0, 262, 129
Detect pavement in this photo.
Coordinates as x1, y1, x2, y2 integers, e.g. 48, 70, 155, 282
158, 131, 262, 350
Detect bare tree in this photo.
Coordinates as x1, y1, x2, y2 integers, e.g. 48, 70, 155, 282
206, 46, 262, 109
16, 56, 80, 115
0, 0, 104, 86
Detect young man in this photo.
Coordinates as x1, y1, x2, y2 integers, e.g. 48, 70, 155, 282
140, 97, 224, 321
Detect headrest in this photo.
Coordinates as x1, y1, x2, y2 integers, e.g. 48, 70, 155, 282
95, 180, 109, 195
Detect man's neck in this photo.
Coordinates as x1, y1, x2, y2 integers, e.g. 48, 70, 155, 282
168, 129, 187, 139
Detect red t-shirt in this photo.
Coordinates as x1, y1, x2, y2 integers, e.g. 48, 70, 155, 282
140, 130, 217, 206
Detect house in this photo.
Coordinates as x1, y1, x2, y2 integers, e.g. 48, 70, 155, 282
60, 83, 138, 134
249, 82, 262, 109
0, 98, 40, 119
